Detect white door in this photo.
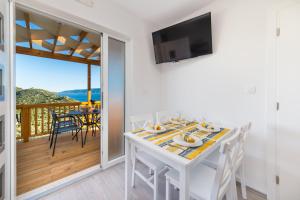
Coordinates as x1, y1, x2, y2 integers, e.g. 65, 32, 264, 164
0, 0, 12, 199
277, 3, 300, 200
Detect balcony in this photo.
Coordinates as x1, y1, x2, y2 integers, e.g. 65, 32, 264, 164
16, 101, 101, 195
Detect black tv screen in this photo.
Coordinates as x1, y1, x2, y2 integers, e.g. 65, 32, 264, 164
152, 12, 212, 64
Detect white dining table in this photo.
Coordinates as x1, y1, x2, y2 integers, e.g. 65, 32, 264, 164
124, 123, 235, 200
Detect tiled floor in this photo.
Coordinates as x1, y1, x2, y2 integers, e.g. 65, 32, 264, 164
41, 162, 267, 200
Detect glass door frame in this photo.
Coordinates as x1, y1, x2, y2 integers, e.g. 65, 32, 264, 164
14, 2, 104, 164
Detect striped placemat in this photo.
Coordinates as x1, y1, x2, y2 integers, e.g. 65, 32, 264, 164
131, 121, 231, 160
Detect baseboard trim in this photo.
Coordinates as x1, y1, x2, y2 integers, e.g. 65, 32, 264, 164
102, 156, 124, 169
236, 182, 267, 199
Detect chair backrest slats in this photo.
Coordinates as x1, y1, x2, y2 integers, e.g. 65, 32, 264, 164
156, 111, 180, 124
211, 128, 240, 200
130, 114, 154, 130
211, 122, 252, 200
235, 122, 251, 169
50, 110, 58, 126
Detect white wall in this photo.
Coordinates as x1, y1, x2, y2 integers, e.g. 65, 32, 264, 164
158, 0, 277, 194
19, 0, 161, 121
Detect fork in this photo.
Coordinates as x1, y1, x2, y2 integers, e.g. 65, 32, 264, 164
168, 144, 187, 151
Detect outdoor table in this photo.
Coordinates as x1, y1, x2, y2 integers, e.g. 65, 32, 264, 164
68, 109, 101, 144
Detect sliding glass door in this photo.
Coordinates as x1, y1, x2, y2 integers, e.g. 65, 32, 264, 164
108, 37, 125, 161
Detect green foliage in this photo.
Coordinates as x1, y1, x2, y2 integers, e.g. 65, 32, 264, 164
16, 87, 80, 140
16, 87, 78, 105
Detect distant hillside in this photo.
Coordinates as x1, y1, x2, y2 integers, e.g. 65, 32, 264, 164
16, 87, 78, 105
16, 87, 23, 93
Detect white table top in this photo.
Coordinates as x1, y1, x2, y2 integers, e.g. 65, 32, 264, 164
124, 123, 235, 167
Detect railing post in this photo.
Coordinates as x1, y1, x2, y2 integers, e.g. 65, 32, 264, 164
87, 63, 92, 105
17, 102, 96, 141
21, 107, 31, 142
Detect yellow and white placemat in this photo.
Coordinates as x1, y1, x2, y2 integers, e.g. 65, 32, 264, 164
131, 121, 231, 160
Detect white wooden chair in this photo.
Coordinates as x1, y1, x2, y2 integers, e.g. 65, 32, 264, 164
156, 111, 180, 124
202, 122, 252, 199
165, 128, 240, 200
130, 114, 154, 130
234, 123, 251, 199
129, 114, 166, 200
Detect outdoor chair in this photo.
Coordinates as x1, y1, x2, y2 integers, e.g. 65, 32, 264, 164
49, 110, 83, 156
92, 111, 101, 133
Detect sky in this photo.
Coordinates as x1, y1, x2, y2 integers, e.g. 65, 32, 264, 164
16, 54, 101, 92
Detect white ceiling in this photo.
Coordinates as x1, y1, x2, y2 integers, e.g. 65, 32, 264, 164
109, 0, 212, 26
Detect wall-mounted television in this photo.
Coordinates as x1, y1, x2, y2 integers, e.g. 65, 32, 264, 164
152, 12, 212, 64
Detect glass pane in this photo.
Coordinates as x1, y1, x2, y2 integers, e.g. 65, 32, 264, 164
91, 65, 101, 102
108, 37, 125, 161
16, 55, 87, 103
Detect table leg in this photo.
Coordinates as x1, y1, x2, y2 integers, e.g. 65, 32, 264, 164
125, 137, 132, 200
179, 165, 190, 200
84, 126, 88, 145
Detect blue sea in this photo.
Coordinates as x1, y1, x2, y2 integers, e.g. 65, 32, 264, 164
58, 88, 101, 102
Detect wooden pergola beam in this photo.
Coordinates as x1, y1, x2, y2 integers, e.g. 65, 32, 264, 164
87, 63, 92, 104
52, 23, 62, 53
24, 13, 32, 49
87, 45, 99, 59
69, 31, 88, 56
16, 46, 100, 65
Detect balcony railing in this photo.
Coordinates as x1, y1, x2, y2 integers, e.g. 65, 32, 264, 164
16, 101, 101, 142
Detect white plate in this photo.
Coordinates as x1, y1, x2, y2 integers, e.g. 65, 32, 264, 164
198, 125, 221, 133
144, 126, 167, 134
173, 135, 203, 147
